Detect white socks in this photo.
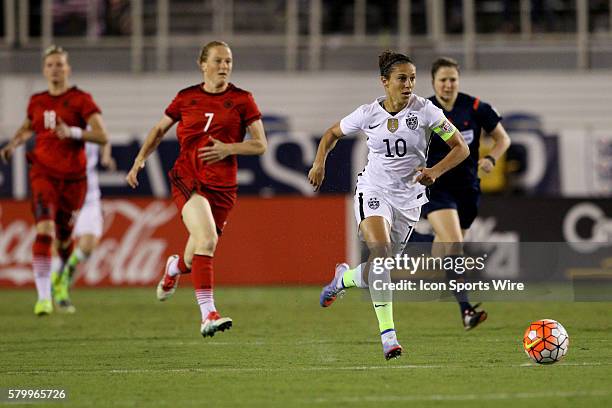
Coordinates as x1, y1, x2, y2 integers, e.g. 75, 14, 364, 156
33, 256, 52, 301
195, 289, 216, 319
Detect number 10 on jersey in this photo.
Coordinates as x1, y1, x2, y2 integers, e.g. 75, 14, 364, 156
383, 138, 407, 157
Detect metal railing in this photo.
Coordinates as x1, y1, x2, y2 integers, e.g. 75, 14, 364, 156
1, 0, 611, 72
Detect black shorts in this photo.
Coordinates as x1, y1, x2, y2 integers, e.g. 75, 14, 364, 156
421, 186, 481, 230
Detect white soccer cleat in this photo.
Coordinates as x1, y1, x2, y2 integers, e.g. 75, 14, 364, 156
319, 263, 349, 307
381, 329, 403, 360
156, 255, 180, 301
200, 311, 233, 338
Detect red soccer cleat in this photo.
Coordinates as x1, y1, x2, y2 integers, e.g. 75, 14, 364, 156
200, 311, 233, 337
156, 255, 180, 301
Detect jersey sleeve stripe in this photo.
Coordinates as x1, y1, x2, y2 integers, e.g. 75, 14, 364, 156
164, 109, 180, 122
473, 98, 480, 111
244, 113, 262, 127
83, 107, 102, 121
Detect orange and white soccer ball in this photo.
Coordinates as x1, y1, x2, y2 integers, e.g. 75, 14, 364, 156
523, 319, 569, 364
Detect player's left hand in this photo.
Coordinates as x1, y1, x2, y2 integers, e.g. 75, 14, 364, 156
414, 166, 438, 186
54, 118, 71, 139
126, 159, 144, 188
478, 157, 494, 173
101, 155, 117, 171
198, 138, 232, 164
0, 143, 15, 163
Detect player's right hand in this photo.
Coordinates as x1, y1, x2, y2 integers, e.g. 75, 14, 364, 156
126, 160, 144, 188
0, 144, 14, 164
54, 118, 71, 139
308, 163, 325, 192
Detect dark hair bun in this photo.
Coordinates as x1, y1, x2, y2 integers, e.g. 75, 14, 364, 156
379, 50, 413, 78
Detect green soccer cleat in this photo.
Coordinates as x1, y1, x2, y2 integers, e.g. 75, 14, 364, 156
52, 270, 76, 313
56, 300, 76, 314
34, 299, 53, 316
51, 270, 61, 295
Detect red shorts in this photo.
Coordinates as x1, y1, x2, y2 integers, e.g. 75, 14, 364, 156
29, 164, 87, 238
168, 166, 237, 234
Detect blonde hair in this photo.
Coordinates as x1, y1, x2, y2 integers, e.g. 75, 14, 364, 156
197, 40, 230, 64
43, 45, 68, 61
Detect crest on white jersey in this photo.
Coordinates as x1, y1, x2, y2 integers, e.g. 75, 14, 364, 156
406, 114, 418, 130
368, 197, 380, 210
387, 118, 399, 133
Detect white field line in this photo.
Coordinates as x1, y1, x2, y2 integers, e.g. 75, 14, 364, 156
16, 390, 611, 408
3, 361, 612, 375
309, 390, 611, 403
48, 338, 610, 349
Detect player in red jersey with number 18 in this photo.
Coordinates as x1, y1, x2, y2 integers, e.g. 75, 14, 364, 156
0, 45, 109, 315
126, 40, 267, 337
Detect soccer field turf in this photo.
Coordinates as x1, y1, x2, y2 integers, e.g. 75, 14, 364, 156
1, 287, 611, 407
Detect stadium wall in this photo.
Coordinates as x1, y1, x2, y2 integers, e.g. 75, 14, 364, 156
1, 72, 611, 196
1, 72, 611, 134
0, 196, 348, 287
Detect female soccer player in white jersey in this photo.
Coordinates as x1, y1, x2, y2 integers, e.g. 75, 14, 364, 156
52, 141, 115, 313
308, 50, 469, 360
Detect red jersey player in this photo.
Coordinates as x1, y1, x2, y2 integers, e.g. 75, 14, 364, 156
0, 45, 109, 315
126, 41, 267, 337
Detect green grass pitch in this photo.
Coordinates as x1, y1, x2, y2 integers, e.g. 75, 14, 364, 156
1, 287, 610, 407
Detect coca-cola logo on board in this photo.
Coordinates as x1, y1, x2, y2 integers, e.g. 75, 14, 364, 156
0, 200, 178, 286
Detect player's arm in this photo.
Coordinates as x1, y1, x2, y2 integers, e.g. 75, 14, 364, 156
100, 140, 117, 171
198, 119, 267, 164
416, 128, 469, 186
126, 115, 175, 188
0, 118, 34, 164
308, 122, 344, 191
478, 123, 511, 173
55, 113, 109, 145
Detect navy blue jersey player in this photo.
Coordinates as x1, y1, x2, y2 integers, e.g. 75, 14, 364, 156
422, 57, 511, 330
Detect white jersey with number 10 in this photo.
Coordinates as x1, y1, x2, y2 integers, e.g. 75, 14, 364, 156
340, 94, 454, 209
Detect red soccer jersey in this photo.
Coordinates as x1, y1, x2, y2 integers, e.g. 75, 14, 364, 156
164, 83, 262, 188
27, 86, 101, 179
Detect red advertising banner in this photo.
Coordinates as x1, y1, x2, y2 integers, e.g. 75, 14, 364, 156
0, 196, 347, 287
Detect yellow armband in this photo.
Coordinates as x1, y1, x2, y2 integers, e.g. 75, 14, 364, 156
431, 119, 456, 141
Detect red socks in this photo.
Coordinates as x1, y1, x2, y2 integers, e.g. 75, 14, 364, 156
191, 254, 216, 317
178, 256, 191, 274
191, 254, 213, 289
33, 234, 53, 258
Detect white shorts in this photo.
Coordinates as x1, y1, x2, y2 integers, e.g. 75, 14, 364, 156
73, 198, 103, 238
353, 190, 421, 250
